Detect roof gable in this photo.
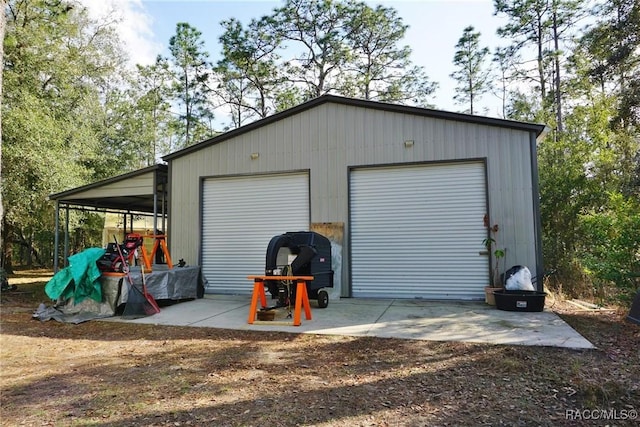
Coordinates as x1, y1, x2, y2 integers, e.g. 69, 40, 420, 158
48, 164, 168, 213
163, 95, 546, 162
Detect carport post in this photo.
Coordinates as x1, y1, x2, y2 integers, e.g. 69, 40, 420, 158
531, 130, 546, 290
53, 202, 60, 272
64, 205, 70, 267
162, 184, 167, 233
122, 212, 127, 240
153, 193, 158, 235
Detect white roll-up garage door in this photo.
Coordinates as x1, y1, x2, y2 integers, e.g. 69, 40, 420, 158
202, 173, 309, 294
350, 162, 488, 299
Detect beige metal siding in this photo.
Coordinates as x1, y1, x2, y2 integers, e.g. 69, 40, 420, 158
168, 103, 538, 296
62, 171, 155, 200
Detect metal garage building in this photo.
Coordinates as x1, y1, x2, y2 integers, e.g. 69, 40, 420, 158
163, 95, 546, 300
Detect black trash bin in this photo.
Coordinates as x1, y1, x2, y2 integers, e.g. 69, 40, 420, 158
494, 290, 547, 312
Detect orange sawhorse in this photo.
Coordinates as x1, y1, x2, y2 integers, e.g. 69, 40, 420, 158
247, 275, 313, 326
131, 234, 173, 271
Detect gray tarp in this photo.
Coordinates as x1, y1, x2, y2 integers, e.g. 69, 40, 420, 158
116, 265, 202, 304
34, 266, 204, 323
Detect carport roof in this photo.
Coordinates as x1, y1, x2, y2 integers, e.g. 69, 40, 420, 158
163, 94, 547, 161
48, 164, 168, 214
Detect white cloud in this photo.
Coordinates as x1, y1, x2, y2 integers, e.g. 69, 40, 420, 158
77, 0, 163, 67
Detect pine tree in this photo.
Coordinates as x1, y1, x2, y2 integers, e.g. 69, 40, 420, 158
450, 26, 490, 114
168, 22, 214, 147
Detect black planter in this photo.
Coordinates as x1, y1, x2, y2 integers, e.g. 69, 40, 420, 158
494, 290, 546, 312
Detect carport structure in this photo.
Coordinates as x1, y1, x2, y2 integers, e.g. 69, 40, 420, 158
48, 164, 168, 271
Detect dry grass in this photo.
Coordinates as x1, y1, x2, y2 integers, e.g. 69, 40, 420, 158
1, 270, 639, 426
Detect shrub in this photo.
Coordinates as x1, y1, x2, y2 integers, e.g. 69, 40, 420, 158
578, 192, 640, 303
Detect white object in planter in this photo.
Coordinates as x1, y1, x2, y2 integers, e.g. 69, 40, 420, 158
505, 266, 535, 291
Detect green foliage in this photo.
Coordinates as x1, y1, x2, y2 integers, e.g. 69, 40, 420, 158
494, 0, 639, 303
215, 17, 284, 128
492, 45, 519, 118
129, 57, 176, 164
537, 88, 639, 300
494, 0, 555, 101
578, 193, 640, 300
343, 3, 437, 105
71, 213, 105, 253
483, 222, 506, 287
168, 22, 215, 147
580, 0, 640, 130
232, 0, 437, 112
1, 0, 130, 267
537, 98, 598, 265
450, 26, 490, 114
495, 0, 585, 129
505, 89, 544, 122
269, 0, 356, 98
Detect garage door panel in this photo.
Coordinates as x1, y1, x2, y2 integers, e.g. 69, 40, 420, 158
202, 173, 309, 294
350, 162, 488, 299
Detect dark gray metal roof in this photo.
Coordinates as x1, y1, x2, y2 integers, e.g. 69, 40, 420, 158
163, 94, 547, 161
48, 164, 168, 214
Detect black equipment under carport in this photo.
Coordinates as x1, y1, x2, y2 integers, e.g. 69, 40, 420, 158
265, 231, 333, 308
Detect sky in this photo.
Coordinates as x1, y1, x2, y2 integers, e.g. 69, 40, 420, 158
82, 0, 511, 119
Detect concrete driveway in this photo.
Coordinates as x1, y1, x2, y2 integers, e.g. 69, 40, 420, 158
107, 294, 594, 350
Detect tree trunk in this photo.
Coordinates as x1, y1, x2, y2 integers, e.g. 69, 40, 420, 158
184, 71, 191, 146
1, 217, 14, 274
0, 0, 7, 271
553, 8, 563, 132
537, 14, 546, 102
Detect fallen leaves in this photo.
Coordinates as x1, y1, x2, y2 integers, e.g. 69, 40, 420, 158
1, 292, 639, 426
